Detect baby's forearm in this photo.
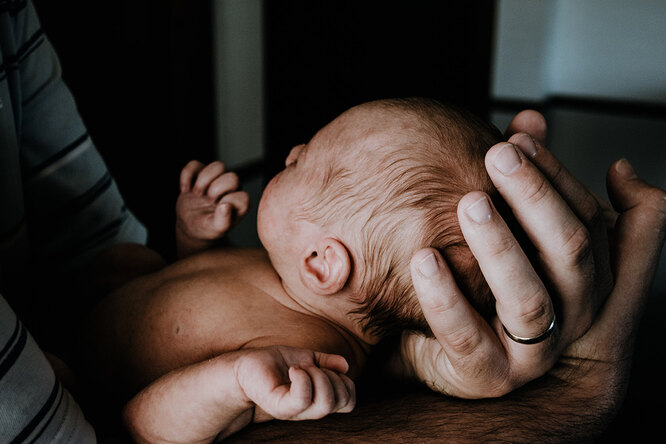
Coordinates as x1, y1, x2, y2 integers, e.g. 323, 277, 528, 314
123, 353, 253, 444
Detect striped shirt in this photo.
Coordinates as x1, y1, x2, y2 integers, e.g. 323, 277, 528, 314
1, 0, 147, 441
0, 296, 95, 442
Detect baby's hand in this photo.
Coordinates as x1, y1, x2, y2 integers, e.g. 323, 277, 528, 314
176, 160, 250, 257
234, 346, 355, 422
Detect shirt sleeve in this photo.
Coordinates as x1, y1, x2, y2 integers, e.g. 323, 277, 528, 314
0, 295, 96, 443
13, 0, 147, 273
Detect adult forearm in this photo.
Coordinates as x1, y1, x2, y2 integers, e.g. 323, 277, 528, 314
227, 363, 622, 443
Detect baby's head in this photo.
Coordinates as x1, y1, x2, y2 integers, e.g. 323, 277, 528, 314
258, 98, 504, 339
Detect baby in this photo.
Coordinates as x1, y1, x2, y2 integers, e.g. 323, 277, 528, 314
77, 98, 503, 442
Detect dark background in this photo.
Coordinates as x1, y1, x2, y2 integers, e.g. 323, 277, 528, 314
34, 0, 216, 259
33, 0, 494, 259
32, 1, 658, 442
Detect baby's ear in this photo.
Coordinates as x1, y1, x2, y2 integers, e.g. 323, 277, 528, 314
300, 237, 351, 296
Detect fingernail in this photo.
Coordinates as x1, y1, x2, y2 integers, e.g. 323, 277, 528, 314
513, 133, 538, 158
465, 196, 492, 224
616, 158, 637, 179
417, 253, 439, 278
494, 143, 522, 175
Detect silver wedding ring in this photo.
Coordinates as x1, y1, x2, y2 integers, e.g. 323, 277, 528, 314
503, 315, 557, 345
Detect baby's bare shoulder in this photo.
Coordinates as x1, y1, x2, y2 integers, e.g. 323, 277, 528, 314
118, 248, 363, 376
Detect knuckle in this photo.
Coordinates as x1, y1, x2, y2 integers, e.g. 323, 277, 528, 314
547, 160, 565, 188
520, 173, 552, 207
513, 290, 550, 325
488, 233, 518, 260
446, 324, 484, 356
424, 290, 462, 316
580, 192, 603, 229
562, 223, 593, 268
576, 193, 609, 244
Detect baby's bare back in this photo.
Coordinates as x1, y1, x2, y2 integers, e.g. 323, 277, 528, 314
81, 248, 352, 393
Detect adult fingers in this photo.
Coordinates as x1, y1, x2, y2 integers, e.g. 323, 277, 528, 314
456, 192, 562, 380
179, 160, 205, 192
604, 160, 666, 324
509, 132, 614, 304
505, 110, 604, 246
193, 161, 226, 195
410, 248, 510, 396
484, 142, 600, 342
504, 110, 547, 146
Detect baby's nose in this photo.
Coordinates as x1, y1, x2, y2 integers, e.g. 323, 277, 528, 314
285, 144, 306, 167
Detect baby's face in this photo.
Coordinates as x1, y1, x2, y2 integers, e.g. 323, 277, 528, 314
257, 143, 309, 250
257, 131, 335, 267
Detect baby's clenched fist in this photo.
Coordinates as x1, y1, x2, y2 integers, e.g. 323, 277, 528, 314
176, 160, 250, 257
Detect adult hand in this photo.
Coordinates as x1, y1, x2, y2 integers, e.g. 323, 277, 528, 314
401, 111, 666, 398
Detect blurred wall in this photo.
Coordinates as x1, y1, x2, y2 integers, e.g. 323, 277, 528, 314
212, 0, 264, 246
493, 0, 666, 103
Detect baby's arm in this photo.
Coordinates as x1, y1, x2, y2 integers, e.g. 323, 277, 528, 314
123, 346, 355, 444
176, 160, 250, 258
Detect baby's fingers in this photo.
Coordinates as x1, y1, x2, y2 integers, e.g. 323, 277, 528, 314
313, 352, 349, 375
284, 366, 313, 413
207, 172, 240, 201
208, 192, 250, 237
210, 202, 234, 235
322, 369, 355, 413
256, 366, 312, 420
294, 366, 336, 420
193, 161, 226, 195
180, 160, 205, 192
219, 191, 250, 222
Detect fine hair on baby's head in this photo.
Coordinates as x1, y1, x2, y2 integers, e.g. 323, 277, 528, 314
300, 98, 505, 338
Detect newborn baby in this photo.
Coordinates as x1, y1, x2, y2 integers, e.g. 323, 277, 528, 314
78, 97, 503, 442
